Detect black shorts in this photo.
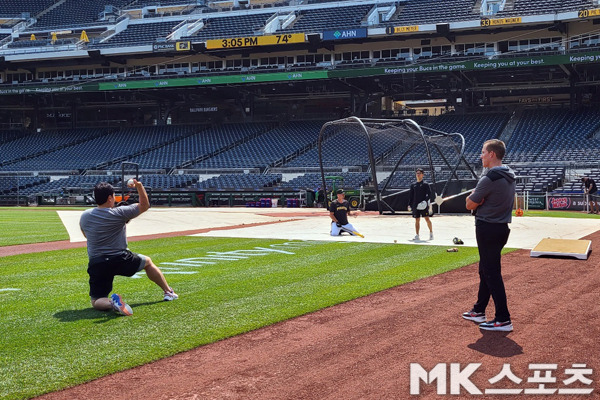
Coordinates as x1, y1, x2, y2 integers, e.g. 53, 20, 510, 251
87, 250, 147, 299
412, 208, 431, 218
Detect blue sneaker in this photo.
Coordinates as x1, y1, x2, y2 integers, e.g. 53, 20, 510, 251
110, 293, 133, 316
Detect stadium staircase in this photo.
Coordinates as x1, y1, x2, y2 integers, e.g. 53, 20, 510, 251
497, 108, 523, 145
183, 123, 274, 169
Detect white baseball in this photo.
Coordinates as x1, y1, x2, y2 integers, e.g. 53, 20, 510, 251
127, 179, 135, 188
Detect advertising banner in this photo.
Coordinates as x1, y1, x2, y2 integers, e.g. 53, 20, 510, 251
527, 195, 546, 210
323, 28, 367, 41
547, 195, 587, 211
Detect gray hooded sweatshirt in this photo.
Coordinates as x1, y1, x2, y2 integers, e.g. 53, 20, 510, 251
469, 165, 516, 224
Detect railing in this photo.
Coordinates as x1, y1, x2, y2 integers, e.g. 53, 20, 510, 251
0, 34, 14, 48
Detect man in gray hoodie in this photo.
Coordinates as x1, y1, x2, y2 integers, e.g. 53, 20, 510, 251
462, 139, 516, 332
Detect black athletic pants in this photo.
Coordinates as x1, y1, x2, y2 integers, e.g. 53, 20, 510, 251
473, 221, 511, 322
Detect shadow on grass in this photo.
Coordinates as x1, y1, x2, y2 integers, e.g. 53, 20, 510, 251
54, 301, 164, 323
54, 308, 116, 323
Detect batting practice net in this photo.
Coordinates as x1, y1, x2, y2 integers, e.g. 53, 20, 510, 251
317, 117, 477, 214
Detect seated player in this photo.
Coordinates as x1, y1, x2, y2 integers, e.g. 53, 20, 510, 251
329, 189, 362, 236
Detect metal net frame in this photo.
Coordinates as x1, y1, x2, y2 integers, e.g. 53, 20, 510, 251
318, 117, 477, 214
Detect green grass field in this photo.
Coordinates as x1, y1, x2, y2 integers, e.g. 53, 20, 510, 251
0, 207, 74, 246
1, 234, 485, 400
1, 206, 595, 399
517, 209, 600, 218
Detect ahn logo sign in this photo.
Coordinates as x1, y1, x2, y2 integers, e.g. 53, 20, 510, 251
323, 28, 367, 41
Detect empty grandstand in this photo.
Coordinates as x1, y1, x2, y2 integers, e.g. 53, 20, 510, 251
0, 0, 599, 208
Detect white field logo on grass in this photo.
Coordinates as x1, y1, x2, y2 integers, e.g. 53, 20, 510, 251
133, 241, 319, 277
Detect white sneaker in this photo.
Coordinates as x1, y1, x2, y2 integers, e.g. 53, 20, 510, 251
163, 288, 178, 301
429, 232, 434, 240
413, 235, 420, 241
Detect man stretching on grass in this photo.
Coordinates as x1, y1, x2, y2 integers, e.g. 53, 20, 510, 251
79, 180, 177, 316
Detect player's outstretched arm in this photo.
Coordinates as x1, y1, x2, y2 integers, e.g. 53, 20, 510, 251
134, 180, 150, 214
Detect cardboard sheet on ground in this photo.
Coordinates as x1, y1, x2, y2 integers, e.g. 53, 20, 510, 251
530, 238, 592, 259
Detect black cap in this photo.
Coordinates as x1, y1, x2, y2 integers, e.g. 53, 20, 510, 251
336, 189, 344, 194
416, 168, 424, 173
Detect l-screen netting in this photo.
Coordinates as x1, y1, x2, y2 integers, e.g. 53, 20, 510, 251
318, 117, 474, 211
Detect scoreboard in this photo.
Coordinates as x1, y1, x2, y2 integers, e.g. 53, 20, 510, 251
206, 33, 305, 49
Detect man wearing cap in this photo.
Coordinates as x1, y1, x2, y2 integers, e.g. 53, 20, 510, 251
329, 189, 360, 236
409, 168, 434, 241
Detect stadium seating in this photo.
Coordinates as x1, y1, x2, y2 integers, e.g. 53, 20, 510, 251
378, 168, 475, 190
182, 12, 273, 41
0, 175, 50, 194
129, 123, 271, 169
281, 4, 373, 33
0, 0, 55, 17
99, 21, 180, 47
133, 0, 201, 7
285, 123, 398, 168
279, 172, 372, 190
15, 175, 120, 195
383, 113, 509, 167
503, 109, 570, 163
536, 109, 600, 163
192, 121, 322, 169
0, 125, 190, 171
194, 173, 282, 189
138, 173, 198, 189
385, 0, 478, 26
0, 128, 108, 168
33, 0, 132, 29
495, 0, 595, 17
513, 166, 565, 193
1, 110, 599, 194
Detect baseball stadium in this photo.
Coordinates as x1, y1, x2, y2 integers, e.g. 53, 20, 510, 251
1, 0, 600, 398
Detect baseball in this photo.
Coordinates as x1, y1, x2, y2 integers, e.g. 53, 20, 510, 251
127, 178, 135, 188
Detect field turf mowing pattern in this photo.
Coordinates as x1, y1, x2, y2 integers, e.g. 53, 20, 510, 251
0, 208, 73, 246
5, 207, 591, 399
0, 234, 482, 400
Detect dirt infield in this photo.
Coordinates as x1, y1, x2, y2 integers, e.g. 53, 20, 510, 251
35, 230, 599, 399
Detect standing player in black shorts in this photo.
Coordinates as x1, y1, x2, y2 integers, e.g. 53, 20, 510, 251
79, 180, 178, 316
582, 176, 599, 214
409, 168, 433, 241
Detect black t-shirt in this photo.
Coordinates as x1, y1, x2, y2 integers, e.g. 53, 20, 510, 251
409, 181, 432, 208
585, 178, 598, 194
330, 199, 350, 225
